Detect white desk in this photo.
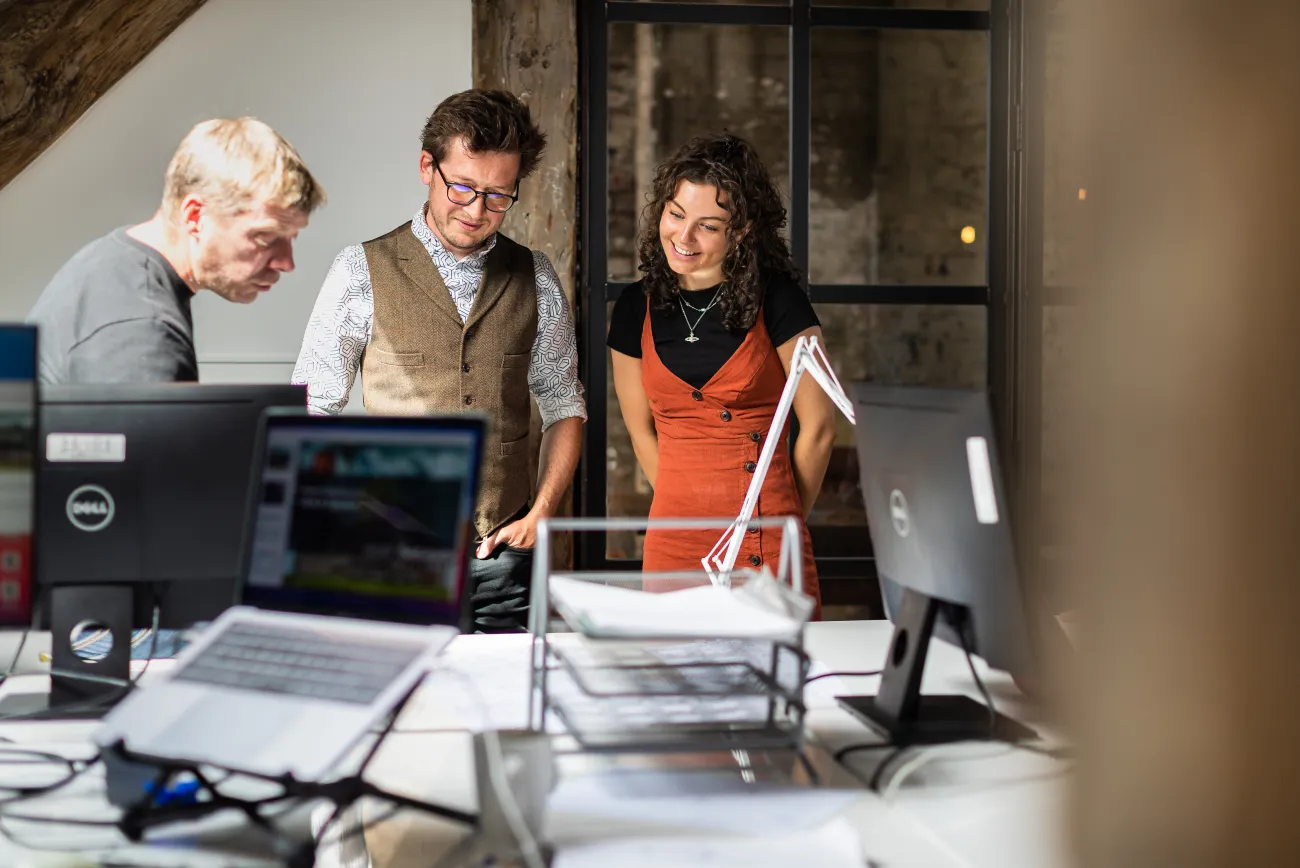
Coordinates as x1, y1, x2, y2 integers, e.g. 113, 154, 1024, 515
0, 623, 1071, 868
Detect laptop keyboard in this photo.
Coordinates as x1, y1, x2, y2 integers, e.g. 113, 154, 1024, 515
173, 622, 430, 705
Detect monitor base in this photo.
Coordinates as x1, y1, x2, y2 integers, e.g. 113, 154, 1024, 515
836, 693, 1036, 747
0, 690, 112, 721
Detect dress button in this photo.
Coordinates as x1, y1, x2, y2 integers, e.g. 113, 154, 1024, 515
720, 410, 732, 422
744, 461, 756, 473
462, 363, 470, 373
749, 431, 761, 442
691, 390, 703, 401
747, 524, 759, 535
749, 554, 762, 566
463, 396, 472, 405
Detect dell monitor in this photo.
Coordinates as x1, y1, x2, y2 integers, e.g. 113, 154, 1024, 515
841, 384, 1043, 746
30, 383, 307, 714
0, 326, 37, 629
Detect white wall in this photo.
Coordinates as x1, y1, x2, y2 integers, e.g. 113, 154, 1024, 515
0, 0, 471, 391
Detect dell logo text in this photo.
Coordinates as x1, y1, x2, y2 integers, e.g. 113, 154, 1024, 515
66, 485, 116, 533
889, 489, 911, 538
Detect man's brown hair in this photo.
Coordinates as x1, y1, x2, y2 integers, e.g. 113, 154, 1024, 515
420, 89, 547, 181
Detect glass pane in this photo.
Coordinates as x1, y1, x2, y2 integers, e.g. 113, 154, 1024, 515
813, 0, 987, 8
809, 28, 989, 284
807, 304, 987, 537
607, 23, 791, 282
1044, 11, 1086, 288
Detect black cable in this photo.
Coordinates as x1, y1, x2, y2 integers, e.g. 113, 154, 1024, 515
956, 622, 1073, 761
832, 741, 896, 764
804, 669, 882, 685
958, 624, 997, 738
0, 748, 89, 806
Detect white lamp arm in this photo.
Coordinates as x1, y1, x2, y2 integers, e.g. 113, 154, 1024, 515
702, 335, 857, 584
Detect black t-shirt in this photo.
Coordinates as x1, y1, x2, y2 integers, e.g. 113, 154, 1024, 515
606, 276, 820, 388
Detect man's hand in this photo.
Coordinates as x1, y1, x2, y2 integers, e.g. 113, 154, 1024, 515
476, 511, 540, 558
474, 416, 583, 559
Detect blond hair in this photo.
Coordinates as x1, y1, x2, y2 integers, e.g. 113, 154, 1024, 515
161, 118, 325, 220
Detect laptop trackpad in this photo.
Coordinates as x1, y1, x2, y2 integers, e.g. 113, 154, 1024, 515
152, 694, 296, 764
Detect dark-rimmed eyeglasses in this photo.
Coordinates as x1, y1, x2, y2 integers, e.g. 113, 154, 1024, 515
434, 163, 519, 213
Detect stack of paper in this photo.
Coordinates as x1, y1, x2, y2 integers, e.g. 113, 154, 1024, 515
551, 817, 863, 868
548, 575, 810, 641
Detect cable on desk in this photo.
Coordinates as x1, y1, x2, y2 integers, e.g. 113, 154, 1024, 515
829, 741, 907, 792
0, 748, 96, 806
958, 625, 997, 738
832, 741, 897, 765
804, 669, 882, 685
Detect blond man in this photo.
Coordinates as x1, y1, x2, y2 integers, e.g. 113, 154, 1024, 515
28, 117, 325, 384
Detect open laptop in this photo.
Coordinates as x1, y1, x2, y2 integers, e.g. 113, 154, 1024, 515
93, 412, 486, 781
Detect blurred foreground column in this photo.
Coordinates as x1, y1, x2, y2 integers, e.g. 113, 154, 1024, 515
1071, 3, 1300, 866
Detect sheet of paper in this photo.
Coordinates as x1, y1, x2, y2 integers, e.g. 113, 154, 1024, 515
548, 768, 862, 836
552, 817, 863, 868
550, 577, 803, 641
398, 633, 535, 732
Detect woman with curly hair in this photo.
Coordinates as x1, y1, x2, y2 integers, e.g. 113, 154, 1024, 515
607, 133, 836, 614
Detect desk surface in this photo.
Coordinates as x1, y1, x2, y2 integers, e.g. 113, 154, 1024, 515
0, 622, 1070, 868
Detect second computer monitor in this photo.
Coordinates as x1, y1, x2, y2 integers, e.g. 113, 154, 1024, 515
842, 384, 1040, 745
38, 383, 308, 629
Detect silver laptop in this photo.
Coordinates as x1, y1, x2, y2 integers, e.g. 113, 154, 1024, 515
93, 412, 486, 781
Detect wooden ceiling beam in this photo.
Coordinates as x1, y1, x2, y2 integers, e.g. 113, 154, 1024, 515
0, 0, 207, 193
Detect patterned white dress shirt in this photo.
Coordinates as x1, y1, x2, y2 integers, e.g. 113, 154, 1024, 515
292, 206, 586, 428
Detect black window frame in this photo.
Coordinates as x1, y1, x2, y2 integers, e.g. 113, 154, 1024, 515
575, 0, 1028, 586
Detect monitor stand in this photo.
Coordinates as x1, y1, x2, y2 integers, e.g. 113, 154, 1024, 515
835, 587, 1036, 746
0, 585, 133, 720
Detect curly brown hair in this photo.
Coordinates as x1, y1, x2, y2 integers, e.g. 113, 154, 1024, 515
637, 133, 803, 332
420, 89, 547, 180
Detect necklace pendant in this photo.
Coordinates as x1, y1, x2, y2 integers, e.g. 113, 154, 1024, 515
685, 334, 700, 343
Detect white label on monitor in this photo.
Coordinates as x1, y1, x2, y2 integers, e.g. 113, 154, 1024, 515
966, 436, 1000, 524
46, 433, 126, 463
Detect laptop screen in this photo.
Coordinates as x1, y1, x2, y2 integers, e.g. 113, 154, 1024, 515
241, 414, 484, 628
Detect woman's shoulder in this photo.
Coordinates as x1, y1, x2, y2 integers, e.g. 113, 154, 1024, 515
761, 272, 820, 345
611, 279, 649, 319
608, 279, 650, 355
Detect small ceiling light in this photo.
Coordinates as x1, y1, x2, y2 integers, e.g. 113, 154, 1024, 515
1078, 188, 1088, 201
960, 226, 976, 245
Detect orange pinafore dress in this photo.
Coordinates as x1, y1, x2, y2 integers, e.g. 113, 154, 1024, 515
639, 299, 822, 617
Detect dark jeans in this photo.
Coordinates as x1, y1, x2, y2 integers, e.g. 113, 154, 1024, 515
468, 545, 534, 633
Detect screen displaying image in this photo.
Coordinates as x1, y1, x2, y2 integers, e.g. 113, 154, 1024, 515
245, 421, 480, 626
0, 327, 36, 627
286, 441, 466, 598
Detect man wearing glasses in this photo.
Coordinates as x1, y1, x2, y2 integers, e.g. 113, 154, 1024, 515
292, 89, 586, 632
